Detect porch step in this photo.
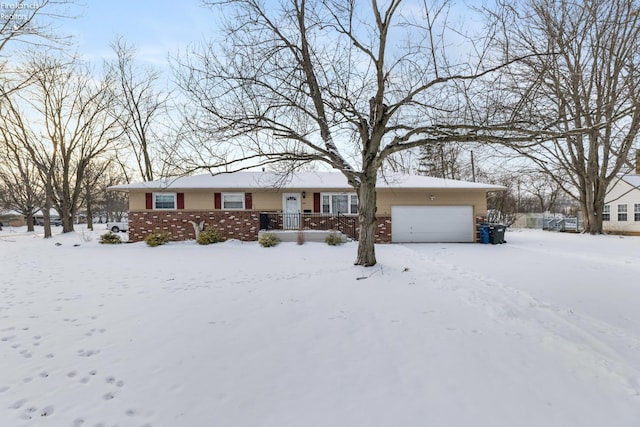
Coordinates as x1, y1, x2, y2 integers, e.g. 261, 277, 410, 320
258, 230, 349, 243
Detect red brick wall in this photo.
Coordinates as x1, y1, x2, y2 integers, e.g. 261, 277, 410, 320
127, 210, 393, 243
475, 216, 487, 243
128, 211, 260, 242
375, 217, 392, 243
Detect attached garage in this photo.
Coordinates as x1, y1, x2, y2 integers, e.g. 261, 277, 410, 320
391, 205, 474, 243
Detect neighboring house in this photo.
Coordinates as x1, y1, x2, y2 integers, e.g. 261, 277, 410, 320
108, 171, 505, 243
33, 209, 62, 226
604, 174, 640, 235
0, 209, 27, 227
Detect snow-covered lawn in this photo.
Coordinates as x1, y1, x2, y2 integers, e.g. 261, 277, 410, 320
1, 226, 639, 426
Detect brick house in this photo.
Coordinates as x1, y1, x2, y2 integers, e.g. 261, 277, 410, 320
107, 171, 504, 243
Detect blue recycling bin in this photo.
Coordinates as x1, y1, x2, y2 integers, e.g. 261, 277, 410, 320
478, 224, 491, 244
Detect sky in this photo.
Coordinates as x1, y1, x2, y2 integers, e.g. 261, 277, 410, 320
1, 1, 218, 68
66, 1, 215, 66
34, 0, 487, 66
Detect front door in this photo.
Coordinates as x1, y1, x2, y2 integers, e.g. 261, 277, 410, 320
283, 193, 301, 229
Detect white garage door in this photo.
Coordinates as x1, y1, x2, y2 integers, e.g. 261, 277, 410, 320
391, 206, 474, 243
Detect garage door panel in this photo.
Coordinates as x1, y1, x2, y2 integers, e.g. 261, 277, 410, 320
392, 206, 473, 243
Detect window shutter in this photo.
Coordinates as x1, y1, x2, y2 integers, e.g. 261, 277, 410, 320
214, 192, 222, 209
245, 192, 252, 210
145, 193, 153, 209
177, 193, 185, 209
313, 193, 321, 213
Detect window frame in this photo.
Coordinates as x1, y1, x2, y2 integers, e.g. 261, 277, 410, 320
602, 204, 610, 222
222, 192, 245, 210
153, 192, 177, 210
617, 204, 628, 222
320, 192, 358, 215
635, 204, 640, 222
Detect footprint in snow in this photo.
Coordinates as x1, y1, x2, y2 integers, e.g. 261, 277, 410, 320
11, 398, 27, 409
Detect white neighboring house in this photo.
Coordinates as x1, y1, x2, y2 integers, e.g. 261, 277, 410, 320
604, 174, 640, 235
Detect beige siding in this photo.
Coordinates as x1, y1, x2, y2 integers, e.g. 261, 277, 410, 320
129, 192, 146, 211
184, 191, 211, 210
128, 187, 490, 217
376, 189, 488, 217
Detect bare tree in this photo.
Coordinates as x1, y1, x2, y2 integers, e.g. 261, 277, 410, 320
4, 53, 122, 234
174, 0, 541, 266
489, 0, 640, 234
0, 0, 74, 53
524, 171, 563, 213
0, 81, 57, 236
99, 161, 130, 222
108, 36, 169, 182
417, 142, 471, 180
0, 130, 43, 231
0, 0, 76, 103
81, 159, 113, 231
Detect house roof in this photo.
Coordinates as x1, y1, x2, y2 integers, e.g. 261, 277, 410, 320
108, 171, 506, 192
620, 174, 640, 188
0, 209, 23, 217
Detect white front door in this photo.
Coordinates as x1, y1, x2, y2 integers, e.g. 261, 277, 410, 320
283, 193, 301, 229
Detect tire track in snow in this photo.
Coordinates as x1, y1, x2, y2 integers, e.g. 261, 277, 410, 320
401, 245, 640, 397
505, 240, 640, 271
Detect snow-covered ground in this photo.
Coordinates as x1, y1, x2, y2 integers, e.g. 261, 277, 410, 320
1, 226, 639, 427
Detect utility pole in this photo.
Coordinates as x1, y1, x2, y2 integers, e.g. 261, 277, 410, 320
470, 151, 476, 182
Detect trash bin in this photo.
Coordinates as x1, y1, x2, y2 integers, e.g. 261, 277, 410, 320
489, 224, 506, 244
478, 224, 491, 244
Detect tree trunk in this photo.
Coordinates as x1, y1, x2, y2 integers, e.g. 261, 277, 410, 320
86, 199, 94, 231
26, 213, 35, 232
354, 173, 378, 266
581, 195, 604, 234
61, 195, 74, 233
42, 206, 52, 238
43, 179, 53, 238
62, 213, 74, 232
586, 201, 604, 235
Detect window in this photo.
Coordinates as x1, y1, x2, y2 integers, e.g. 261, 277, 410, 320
603, 205, 610, 221
618, 204, 628, 221
222, 193, 245, 210
321, 193, 358, 214
635, 204, 640, 222
154, 193, 176, 210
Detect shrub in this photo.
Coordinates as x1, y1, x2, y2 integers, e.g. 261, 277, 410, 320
259, 232, 280, 247
99, 232, 122, 245
145, 230, 172, 247
197, 227, 225, 245
325, 232, 344, 246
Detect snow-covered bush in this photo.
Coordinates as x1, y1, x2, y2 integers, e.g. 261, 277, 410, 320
145, 230, 171, 247
99, 232, 122, 245
196, 227, 225, 245
325, 232, 344, 246
258, 232, 280, 247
